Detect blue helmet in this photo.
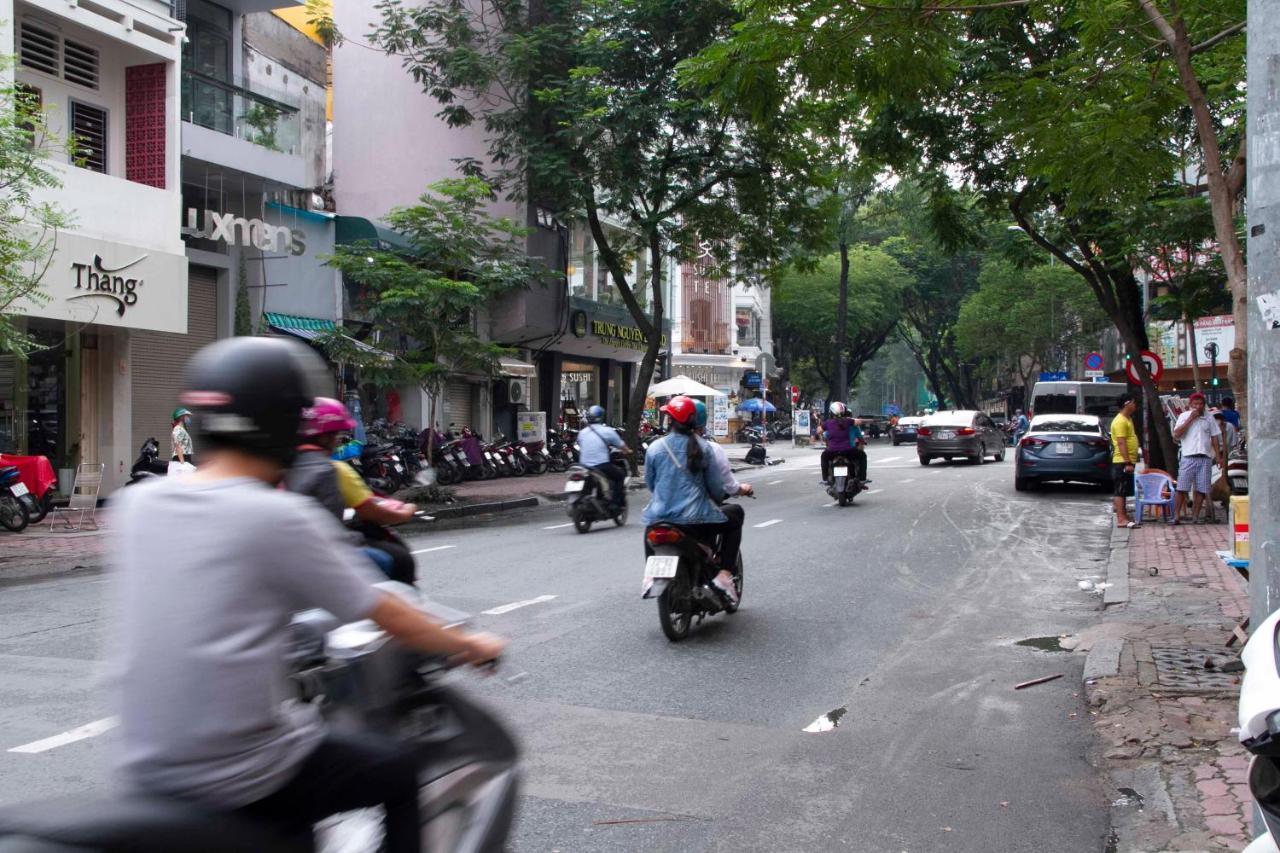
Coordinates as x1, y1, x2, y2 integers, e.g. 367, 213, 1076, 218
692, 399, 708, 429
585, 404, 605, 424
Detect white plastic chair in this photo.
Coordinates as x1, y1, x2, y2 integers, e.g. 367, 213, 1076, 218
49, 463, 105, 531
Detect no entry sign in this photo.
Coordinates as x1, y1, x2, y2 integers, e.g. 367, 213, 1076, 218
1125, 350, 1164, 384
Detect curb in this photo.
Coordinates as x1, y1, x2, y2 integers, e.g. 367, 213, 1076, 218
1082, 637, 1124, 681
1103, 525, 1131, 606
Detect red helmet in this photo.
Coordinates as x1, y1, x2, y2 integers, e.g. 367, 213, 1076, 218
661, 395, 698, 427
300, 397, 356, 439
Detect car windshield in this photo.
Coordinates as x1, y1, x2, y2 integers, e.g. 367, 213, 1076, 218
1082, 390, 1127, 418
1032, 420, 1100, 434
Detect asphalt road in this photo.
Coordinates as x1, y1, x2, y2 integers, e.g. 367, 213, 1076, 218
0, 441, 1118, 852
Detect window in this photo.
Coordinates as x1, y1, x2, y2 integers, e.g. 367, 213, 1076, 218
19, 21, 100, 90
15, 84, 42, 142
70, 102, 107, 173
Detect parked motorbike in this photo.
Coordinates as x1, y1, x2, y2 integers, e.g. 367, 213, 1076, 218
1237, 607, 1280, 852
826, 450, 868, 507
0, 583, 519, 853
126, 438, 169, 486
563, 449, 628, 533
641, 496, 751, 641
1228, 439, 1248, 496
0, 466, 31, 532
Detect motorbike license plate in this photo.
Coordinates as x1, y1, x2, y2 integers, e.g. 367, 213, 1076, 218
565, 480, 585, 492
394, 463, 405, 472
1053, 442, 1074, 456
833, 466, 849, 477
9, 482, 28, 497
644, 555, 680, 579
937, 430, 954, 440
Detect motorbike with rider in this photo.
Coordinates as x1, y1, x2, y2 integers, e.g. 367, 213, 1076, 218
575, 404, 630, 511
0, 337, 507, 853
285, 397, 420, 585
819, 402, 869, 490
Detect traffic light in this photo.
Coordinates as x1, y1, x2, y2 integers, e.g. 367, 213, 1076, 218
1212, 377, 1220, 387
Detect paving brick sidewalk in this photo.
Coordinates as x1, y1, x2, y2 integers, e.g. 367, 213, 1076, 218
1084, 520, 1252, 851
0, 522, 109, 581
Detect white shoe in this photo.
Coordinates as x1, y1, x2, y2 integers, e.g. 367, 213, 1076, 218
712, 573, 739, 607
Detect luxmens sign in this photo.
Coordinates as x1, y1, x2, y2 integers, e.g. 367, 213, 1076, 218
14, 233, 188, 334
182, 208, 306, 256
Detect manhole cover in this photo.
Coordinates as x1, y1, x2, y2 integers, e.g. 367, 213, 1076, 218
1150, 645, 1241, 693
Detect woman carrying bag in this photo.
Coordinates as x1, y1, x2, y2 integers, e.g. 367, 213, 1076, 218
168, 407, 196, 476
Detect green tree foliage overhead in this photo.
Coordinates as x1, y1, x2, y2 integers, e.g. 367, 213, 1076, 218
956, 260, 1110, 400
0, 64, 71, 355
325, 178, 552, 450
369, 0, 829, 450
773, 247, 908, 402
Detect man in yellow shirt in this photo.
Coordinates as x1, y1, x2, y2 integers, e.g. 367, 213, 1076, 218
1110, 395, 1140, 528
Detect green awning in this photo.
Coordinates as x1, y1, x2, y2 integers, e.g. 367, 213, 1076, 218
264, 313, 386, 358
334, 216, 413, 253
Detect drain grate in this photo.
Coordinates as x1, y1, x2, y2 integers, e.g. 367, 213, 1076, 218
1149, 645, 1242, 693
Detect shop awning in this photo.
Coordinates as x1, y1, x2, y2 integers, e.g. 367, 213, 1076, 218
334, 216, 413, 253
499, 356, 537, 378
264, 312, 388, 358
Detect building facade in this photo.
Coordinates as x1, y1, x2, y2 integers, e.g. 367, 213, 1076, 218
1, 0, 188, 492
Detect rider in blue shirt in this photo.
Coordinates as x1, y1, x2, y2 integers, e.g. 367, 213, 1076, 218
577, 405, 628, 508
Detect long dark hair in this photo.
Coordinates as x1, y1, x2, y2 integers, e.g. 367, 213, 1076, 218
671, 422, 705, 471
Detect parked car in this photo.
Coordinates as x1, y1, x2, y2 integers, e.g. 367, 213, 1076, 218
916, 410, 1006, 465
1013, 413, 1113, 492
891, 416, 924, 445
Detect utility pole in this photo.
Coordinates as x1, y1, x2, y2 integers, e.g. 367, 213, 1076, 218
1248, 6, 1280, 627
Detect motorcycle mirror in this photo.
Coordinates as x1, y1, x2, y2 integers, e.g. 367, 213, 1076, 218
1267, 709, 1280, 738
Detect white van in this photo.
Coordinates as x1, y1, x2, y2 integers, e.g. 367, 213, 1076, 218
1028, 381, 1129, 431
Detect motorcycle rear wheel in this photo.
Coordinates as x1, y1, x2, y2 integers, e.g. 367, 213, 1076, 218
528, 455, 549, 476
612, 504, 628, 527
0, 495, 30, 532
573, 513, 592, 534
658, 585, 691, 641
28, 493, 52, 524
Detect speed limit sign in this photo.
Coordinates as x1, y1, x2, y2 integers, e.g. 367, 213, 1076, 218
1125, 350, 1164, 384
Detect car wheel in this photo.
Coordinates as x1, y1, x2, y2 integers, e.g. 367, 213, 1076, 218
1014, 477, 1032, 492
993, 447, 1005, 462
919, 455, 930, 466
892, 439, 899, 446
975, 444, 987, 464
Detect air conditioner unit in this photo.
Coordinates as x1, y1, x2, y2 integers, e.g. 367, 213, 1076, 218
508, 378, 527, 405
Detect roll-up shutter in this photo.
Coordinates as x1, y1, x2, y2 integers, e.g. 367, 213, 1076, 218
443, 379, 473, 429
131, 266, 219, 454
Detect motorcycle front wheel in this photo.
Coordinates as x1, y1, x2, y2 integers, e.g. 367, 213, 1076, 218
612, 504, 628, 527
528, 454, 549, 476
658, 584, 691, 641
0, 494, 30, 532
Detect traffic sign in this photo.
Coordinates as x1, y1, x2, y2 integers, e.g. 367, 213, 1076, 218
1084, 352, 1104, 371
1039, 371, 1070, 381
790, 385, 800, 404
1085, 369, 1105, 379
1125, 349, 1164, 384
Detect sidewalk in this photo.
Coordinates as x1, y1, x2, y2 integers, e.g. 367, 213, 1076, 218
1083, 516, 1252, 851
0, 522, 108, 583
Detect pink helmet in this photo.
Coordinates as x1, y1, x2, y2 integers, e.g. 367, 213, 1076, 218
300, 397, 356, 439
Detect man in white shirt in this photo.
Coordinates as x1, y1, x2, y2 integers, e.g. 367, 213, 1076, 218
1173, 392, 1222, 523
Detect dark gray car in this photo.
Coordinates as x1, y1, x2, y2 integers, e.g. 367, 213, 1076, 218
917, 410, 1006, 465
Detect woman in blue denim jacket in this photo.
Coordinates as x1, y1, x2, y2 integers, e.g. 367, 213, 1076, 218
643, 396, 741, 605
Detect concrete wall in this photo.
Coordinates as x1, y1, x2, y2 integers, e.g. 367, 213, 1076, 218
243, 12, 327, 187
254, 205, 338, 321
331, 0, 521, 223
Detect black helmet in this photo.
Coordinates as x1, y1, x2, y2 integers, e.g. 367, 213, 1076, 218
180, 337, 330, 464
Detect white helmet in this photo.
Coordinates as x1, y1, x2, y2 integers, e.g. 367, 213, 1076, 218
829, 401, 847, 416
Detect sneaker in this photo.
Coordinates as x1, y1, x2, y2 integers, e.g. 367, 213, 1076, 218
712, 573, 739, 607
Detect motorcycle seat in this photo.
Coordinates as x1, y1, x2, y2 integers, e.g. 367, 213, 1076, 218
0, 796, 310, 853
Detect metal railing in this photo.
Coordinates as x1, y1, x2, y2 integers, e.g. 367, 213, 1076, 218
181, 70, 301, 155
681, 321, 731, 355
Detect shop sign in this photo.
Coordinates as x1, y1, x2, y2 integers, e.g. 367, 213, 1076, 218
15, 233, 188, 334
711, 394, 730, 437
589, 319, 666, 350
517, 412, 547, 444
182, 208, 307, 256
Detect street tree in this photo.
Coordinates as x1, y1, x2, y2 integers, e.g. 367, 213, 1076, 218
0, 66, 70, 355
772, 247, 908, 402
956, 260, 1110, 404
369, 0, 826, 452
326, 178, 551, 457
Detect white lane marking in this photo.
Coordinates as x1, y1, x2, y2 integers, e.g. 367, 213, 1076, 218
482, 595, 557, 616
802, 711, 842, 733
865, 489, 884, 495
768, 479, 784, 485
753, 519, 784, 528
9, 717, 119, 754
900, 478, 915, 484
410, 545, 456, 555
823, 502, 836, 507
543, 522, 574, 530
879, 456, 902, 463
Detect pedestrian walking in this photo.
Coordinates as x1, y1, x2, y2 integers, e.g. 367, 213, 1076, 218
1012, 409, 1029, 446
1173, 392, 1222, 524
1110, 395, 1140, 529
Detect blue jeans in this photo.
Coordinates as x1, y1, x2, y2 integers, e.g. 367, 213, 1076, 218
361, 546, 395, 577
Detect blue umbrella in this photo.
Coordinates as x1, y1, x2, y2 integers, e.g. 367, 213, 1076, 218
737, 398, 776, 413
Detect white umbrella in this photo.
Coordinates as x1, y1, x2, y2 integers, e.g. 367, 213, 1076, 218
648, 374, 727, 397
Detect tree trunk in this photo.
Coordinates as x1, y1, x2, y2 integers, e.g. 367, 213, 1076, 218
831, 240, 850, 403
620, 229, 667, 475
1186, 312, 1202, 391
1138, 0, 1248, 424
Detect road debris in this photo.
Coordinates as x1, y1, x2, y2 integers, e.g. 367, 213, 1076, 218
1014, 673, 1064, 690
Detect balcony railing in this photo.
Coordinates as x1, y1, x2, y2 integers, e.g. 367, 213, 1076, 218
181, 70, 301, 155
682, 321, 731, 355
